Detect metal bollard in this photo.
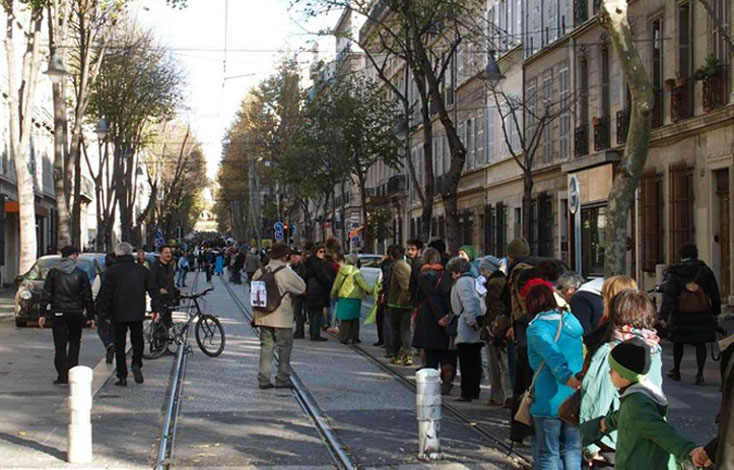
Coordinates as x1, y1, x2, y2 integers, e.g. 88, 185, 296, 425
415, 368, 441, 460
68, 366, 93, 464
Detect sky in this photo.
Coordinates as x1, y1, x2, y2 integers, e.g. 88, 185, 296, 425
134, 0, 340, 180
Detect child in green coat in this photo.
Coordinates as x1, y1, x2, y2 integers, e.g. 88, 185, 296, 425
599, 338, 706, 470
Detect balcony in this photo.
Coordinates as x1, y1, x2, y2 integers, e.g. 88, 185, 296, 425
669, 78, 693, 122
652, 89, 664, 128
593, 116, 610, 151
616, 108, 630, 145
387, 174, 406, 196
703, 69, 727, 112
574, 0, 587, 26
574, 124, 589, 157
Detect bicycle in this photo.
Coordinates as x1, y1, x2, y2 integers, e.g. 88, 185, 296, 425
143, 287, 226, 359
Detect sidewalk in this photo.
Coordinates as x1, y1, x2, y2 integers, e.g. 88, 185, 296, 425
0, 286, 15, 319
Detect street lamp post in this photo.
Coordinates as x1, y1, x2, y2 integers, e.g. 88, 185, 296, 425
45, 54, 69, 84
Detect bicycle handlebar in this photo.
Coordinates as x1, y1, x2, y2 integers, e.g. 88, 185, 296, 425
180, 287, 213, 299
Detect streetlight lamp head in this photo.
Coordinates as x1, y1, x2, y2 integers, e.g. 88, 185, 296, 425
44, 54, 68, 84
95, 118, 109, 141
485, 50, 505, 85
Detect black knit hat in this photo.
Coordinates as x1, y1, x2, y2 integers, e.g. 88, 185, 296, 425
609, 337, 651, 382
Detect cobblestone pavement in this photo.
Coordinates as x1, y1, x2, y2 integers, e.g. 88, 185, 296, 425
0, 272, 727, 469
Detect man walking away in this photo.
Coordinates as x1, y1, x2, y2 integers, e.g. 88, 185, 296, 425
93, 252, 117, 363
245, 248, 262, 285
39, 246, 94, 385
289, 249, 307, 339
176, 251, 189, 287
232, 249, 245, 284
99, 242, 148, 386
387, 244, 413, 365
253, 243, 306, 389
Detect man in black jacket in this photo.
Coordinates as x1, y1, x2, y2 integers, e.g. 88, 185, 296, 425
148, 244, 178, 327
99, 242, 149, 386
39, 246, 94, 385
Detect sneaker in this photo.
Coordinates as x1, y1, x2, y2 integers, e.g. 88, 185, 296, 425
666, 369, 681, 381
389, 356, 400, 364
402, 356, 413, 366
105, 344, 115, 364
695, 374, 705, 386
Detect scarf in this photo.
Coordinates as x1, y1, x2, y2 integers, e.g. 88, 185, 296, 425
420, 263, 444, 272
611, 325, 660, 346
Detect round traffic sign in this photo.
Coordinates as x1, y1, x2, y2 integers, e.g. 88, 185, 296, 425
569, 175, 580, 215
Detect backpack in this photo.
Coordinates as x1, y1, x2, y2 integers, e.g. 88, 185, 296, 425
250, 266, 287, 314
678, 276, 711, 314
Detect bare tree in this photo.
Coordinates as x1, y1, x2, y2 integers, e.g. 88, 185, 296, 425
600, 0, 654, 276
2, 1, 45, 272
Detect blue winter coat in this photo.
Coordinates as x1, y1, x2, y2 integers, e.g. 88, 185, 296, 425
527, 309, 584, 418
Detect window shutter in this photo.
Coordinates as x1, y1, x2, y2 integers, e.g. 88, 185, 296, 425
487, 108, 495, 162
477, 111, 485, 165
538, 193, 553, 256
640, 171, 659, 272
669, 164, 694, 258
485, 204, 495, 255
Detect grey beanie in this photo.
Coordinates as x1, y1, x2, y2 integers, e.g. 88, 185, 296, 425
345, 253, 360, 266
478, 256, 501, 273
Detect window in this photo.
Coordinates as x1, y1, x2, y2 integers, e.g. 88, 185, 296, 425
514, 207, 522, 239
462, 211, 474, 245
443, 136, 450, 174
713, 0, 731, 75
487, 108, 495, 162
527, 83, 537, 146
650, 17, 664, 127
601, 45, 611, 118
542, 76, 552, 162
640, 171, 664, 272
578, 56, 589, 125
669, 164, 695, 259
485, 204, 495, 254
559, 67, 570, 159
537, 193, 553, 256
496, 202, 507, 256
476, 111, 485, 165
678, 2, 694, 112
466, 118, 474, 170
581, 205, 607, 277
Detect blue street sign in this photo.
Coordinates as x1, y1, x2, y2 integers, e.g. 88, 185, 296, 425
273, 222, 285, 232
155, 229, 163, 240
154, 238, 164, 248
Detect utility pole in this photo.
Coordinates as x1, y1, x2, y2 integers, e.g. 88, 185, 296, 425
248, 156, 262, 248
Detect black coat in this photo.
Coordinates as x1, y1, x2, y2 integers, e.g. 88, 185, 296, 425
661, 259, 721, 345
570, 290, 604, 333
148, 259, 178, 313
99, 256, 148, 323
41, 259, 94, 316
304, 256, 334, 308
412, 267, 452, 350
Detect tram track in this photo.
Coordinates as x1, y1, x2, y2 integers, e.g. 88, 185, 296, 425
154, 270, 200, 470
219, 277, 358, 470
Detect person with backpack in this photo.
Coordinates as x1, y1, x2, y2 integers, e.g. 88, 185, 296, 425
447, 256, 487, 402
251, 243, 306, 389
331, 254, 376, 344
661, 243, 721, 385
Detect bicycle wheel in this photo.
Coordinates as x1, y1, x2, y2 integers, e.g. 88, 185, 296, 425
143, 319, 169, 359
195, 314, 225, 357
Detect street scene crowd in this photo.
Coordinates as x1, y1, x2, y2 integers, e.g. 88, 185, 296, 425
37, 234, 734, 469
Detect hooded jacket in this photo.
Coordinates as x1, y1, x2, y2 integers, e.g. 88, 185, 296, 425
602, 381, 696, 470
148, 259, 177, 313
331, 264, 373, 300
527, 309, 584, 418
41, 258, 94, 317
253, 259, 307, 328
570, 278, 604, 333
579, 326, 664, 458
412, 265, 452, 350
451, 273, 486, 345
661, 259, 721, 344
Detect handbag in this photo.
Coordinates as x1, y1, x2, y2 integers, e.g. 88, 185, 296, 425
558, 389, 581, 426
513, 311, 564, 426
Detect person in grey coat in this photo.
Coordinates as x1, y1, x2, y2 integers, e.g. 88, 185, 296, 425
448, 257, 486, 402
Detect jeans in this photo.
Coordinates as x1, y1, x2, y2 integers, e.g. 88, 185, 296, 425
383, 310, 394, 356
51, 313, 85, 381
258, 326, 293, 386
375, 305, 385, 344
113, 321, 143, 379
293, 297, 305, 337
457, 342, 483, 399
532, 417, 581, 470
176, 269, 187, 287
388, 307, 412, 359
507, 340, 518, 391
307, 306, 324, 339
96, 316, 115, 349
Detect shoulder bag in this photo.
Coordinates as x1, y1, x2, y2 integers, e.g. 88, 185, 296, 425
514, 311, 564, 426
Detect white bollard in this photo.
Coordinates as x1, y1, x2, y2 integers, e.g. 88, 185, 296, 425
415, 368, 441, 460
68, 365, 93, 464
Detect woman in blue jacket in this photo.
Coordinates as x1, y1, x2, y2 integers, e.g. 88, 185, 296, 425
525, 279, 584, 470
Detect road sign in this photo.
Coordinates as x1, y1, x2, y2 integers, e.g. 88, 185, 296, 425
274, 231, 284, 241
568, 175, 580, 215
273, 222, 284, 233
155, 229, 163, 240
154, 238, 164, 248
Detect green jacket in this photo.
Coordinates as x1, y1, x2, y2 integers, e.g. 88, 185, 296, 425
330, 264, 373, 299
387, 259, 411, 309
579, 332, 663, 458
602, 382, 696, 470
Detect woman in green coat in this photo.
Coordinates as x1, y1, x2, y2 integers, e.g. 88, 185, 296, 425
580, 290, 664, 467
331, 254, 375, 344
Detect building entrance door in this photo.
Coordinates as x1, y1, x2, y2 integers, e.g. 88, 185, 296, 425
716, 170, 731, 299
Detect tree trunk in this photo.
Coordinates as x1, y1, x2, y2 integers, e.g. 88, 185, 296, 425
419, 97, 433, 243
51, 82, 72, 248
71, 141, 82, 246
601, 0, 655, 277
522, 172, 534, 250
